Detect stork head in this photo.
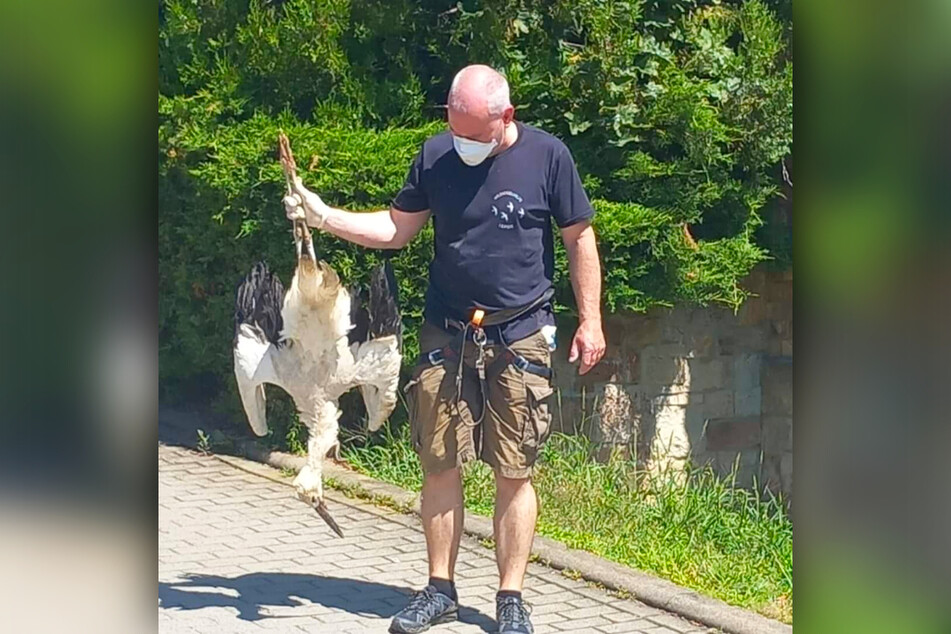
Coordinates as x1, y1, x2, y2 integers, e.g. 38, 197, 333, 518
291, 221, 341, 306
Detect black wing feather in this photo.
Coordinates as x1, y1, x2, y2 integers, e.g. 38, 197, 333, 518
234, 261, 285, 346
347, 284, 370, 346
368, 261, 402, 349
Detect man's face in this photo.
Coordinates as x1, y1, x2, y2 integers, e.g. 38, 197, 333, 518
447, 106, 511, 145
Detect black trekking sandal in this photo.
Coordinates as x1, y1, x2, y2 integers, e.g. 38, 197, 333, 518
496, 595, 534, 634
388, 585, 459, 634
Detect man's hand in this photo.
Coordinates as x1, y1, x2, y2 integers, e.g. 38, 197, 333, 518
283, 176, 331, 229
568, 318, 606, 375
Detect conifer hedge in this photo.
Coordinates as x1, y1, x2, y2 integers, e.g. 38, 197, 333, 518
159, 0, 791, 403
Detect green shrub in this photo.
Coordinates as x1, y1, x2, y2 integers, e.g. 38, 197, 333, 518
159, 0, 791, 432
160, 113, 766, 394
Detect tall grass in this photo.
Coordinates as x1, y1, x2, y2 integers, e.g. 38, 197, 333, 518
341, 423, 793, 623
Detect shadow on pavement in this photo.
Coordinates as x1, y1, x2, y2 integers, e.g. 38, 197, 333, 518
159, 572, 495, 631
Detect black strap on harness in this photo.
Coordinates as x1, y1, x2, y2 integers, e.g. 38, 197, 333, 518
416, 287, 556, 381
442, 287, 555, 333
416, 345, 551, 381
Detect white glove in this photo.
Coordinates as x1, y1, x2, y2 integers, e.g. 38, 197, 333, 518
283, 193, 306, 222
284, 177, 331, 229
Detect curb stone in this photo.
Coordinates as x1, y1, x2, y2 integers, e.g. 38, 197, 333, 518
160, 412, 790, 634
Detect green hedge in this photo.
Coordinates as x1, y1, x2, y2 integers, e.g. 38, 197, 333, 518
160, 113, 765, 408
159, 0, 790, 421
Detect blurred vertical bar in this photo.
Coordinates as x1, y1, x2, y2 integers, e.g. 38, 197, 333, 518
797, 0, 951, 631
0, 0, 156, 631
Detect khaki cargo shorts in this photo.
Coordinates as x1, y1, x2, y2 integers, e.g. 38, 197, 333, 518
405, 322, 555, 480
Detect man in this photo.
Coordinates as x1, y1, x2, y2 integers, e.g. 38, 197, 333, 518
284, 64, 605, 634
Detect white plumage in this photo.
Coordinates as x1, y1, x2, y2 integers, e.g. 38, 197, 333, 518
233, 221, 402, 536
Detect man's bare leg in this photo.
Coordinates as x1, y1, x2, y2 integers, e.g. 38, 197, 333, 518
494, 474, 537, 591
420, 466, 464, 581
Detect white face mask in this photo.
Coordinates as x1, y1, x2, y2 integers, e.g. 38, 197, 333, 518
452, 134, 498, 166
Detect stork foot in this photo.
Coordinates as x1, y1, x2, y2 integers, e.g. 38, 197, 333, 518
293, 465, 323, 502
293, 465, 343, 537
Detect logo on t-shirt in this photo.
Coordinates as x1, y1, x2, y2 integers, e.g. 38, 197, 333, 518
490, 190, 525, 230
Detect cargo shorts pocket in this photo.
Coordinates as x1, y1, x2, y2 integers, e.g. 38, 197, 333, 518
522, 375, 554, 450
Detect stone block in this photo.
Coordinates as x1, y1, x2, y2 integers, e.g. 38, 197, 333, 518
691, 333, 716, 358
656, 382, 693, 396
762, 415, 792, 455
660, 310, 689, 344
549, 396, 584, 435
641, 343, 693, 358
762, 361, 793, 416
689, 358, 731, 391
684, 405, 707, 447
702, 389, 734, 418
734, 387, 762, 417
732, 353, 762, 393
738, 297, 768, 326
711, 448, 761, 487
733, 324, 769, 353
767, 336, 783, 356
651, 392, 690, 408
743, 268, 768, 293
611, 316, 662, 356
767, 277, 793, 303
781, 338, 793, 357
576, 358, 622, 386
648, 401, 691, 469
768, 300, 790, 322
705, 416, 761, 451
717, 335, 736, 356
639, 355, 690, 387
597, 383, 634, 445
771, 319, 792, 338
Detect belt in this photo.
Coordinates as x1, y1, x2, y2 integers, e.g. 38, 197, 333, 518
440, 287, 555, 335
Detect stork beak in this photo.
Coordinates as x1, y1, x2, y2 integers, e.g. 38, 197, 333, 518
306, 234, 317, 263
313, 498, 344, 538
294, 220, 304, 260
294, 220, 317, 263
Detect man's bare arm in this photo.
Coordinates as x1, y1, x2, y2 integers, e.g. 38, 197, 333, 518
284, 177, 430, 249
560, 220, 606, 374
321, 206, 431, 249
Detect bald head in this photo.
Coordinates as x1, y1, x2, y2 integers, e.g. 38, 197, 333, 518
448, 65, 512, 117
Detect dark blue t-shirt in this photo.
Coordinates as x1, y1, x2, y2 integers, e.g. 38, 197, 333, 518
392, 121, 594, 343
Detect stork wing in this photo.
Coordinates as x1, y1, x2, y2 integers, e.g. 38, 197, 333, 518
233, 261, 285, 437
368, 260, 402, 349
347, 283, 370, 346
234, 325, 278, 436
350, 260, 403, 431
354, 336, 401, 432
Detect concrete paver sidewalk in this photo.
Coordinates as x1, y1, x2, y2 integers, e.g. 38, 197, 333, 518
159, 443, 709, 633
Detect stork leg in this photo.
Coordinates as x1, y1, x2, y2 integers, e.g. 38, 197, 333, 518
293, 401, 343, 536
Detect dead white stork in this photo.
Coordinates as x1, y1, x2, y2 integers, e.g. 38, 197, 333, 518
231, 135, 402, 537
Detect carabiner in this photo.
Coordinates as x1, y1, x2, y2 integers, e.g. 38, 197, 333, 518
473, 327, 487, 347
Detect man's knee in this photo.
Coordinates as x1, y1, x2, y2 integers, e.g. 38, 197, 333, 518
495, 472, 532, 493
425, 465, 461, 483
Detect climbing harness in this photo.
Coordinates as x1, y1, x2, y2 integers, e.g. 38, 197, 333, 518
408, 291, 556, 456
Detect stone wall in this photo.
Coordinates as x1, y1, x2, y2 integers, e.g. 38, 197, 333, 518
550, 267, 793, 496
